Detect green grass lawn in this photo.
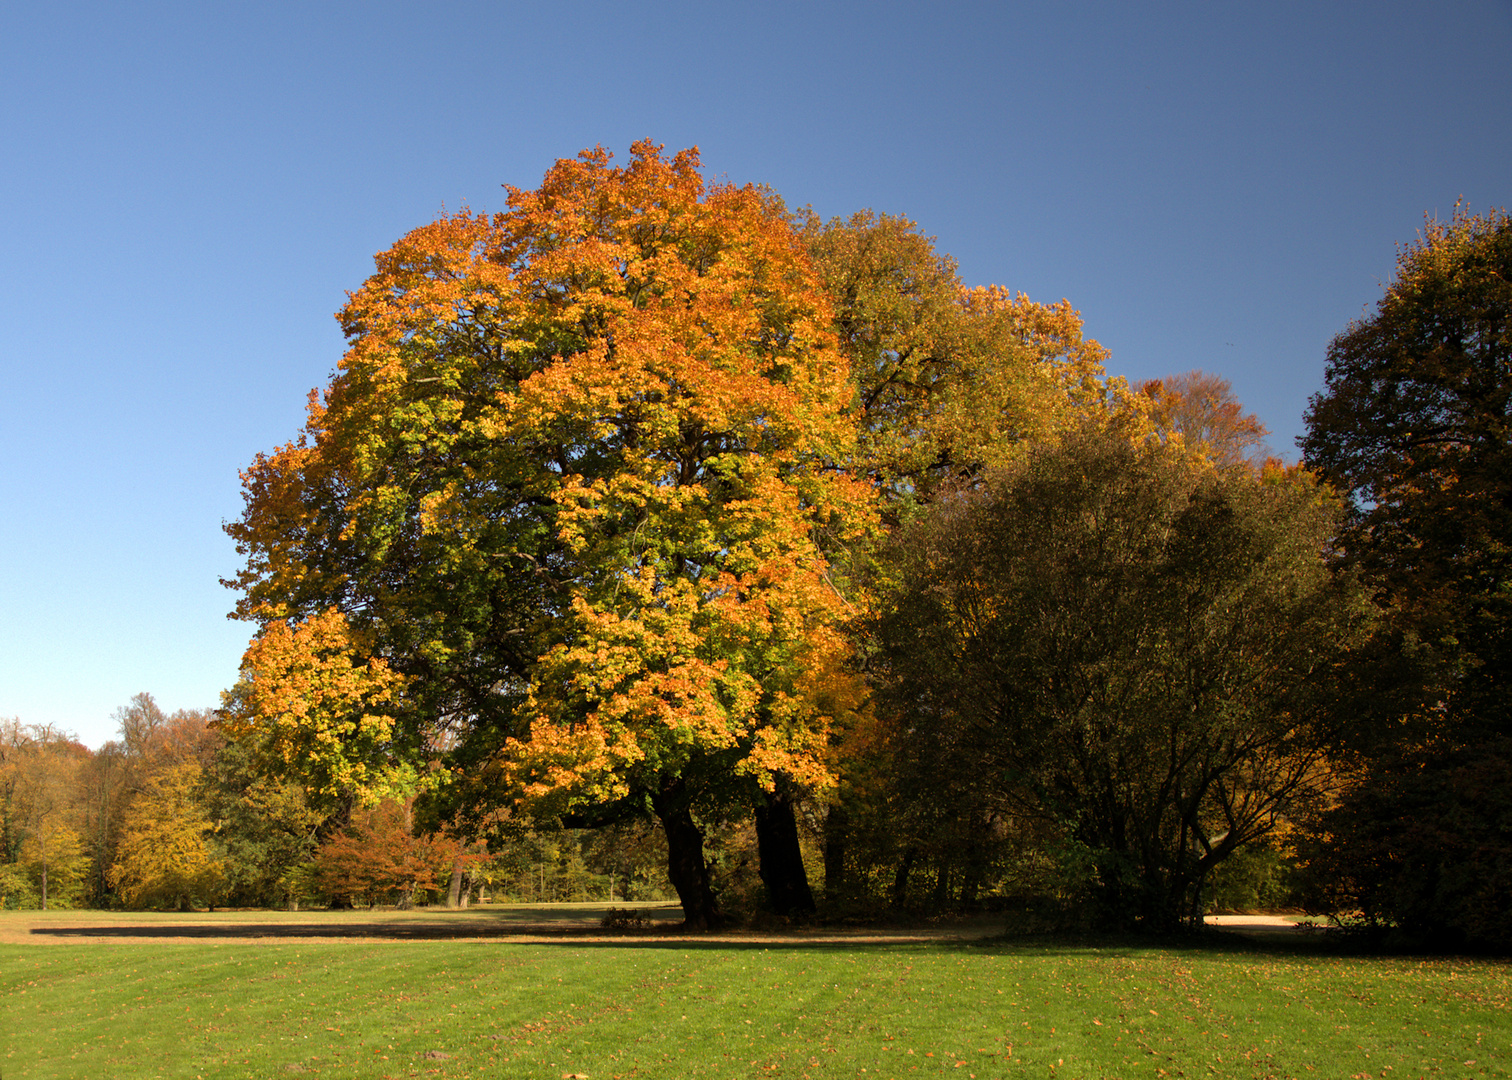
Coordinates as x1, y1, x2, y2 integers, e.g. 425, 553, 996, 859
2, 908, 1508, 1079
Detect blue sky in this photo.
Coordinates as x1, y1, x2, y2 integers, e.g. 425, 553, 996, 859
3, 1, 1509, 747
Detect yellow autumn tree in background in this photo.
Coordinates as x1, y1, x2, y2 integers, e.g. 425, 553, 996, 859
108, 760, 224, 910
800, 209, 1114, 500
6, 728, 91, 909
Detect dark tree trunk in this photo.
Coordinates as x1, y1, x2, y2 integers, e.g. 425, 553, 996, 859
754, 788, 817, 918
447, 864, 465, 909
652, 781, 722, 930
891, 847, 916, 908
959, 814, 989, 909
823, 802, 850, 906
959, 858, 983, 909
931, 858, 952, 910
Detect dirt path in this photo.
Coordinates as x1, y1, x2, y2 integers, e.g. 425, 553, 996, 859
1204, 913, 1328, 943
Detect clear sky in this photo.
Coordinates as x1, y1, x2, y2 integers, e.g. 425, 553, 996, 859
3, 1, 1509, 747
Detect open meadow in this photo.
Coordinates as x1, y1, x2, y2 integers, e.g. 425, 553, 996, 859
2, 905, 1508, 1080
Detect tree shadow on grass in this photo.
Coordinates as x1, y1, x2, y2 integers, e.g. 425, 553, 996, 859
23, 916, 1341, 960
27, 919, 680, 941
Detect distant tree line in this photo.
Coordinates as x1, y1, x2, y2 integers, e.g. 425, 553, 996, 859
0, 695, 676, 911
6, 146, 1506, 949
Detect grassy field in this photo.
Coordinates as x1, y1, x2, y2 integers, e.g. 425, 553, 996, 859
2, 905, 1508, 1080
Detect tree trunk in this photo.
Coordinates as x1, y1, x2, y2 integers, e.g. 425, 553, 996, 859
959, 857, 983, 909
40, 861, 48, 912
651, 781, 722, 930
754, 788, 816, 918
958, 811, 989, 909
823, 803, 849, 906
931, 858, 952, 910
891, 847, 916, 908
447, 864, 465, 909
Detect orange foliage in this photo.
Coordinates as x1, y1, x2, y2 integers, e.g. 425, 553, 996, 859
1136, 370, 1269, 468
228, 142, 875, 822
314, 798, 462, 904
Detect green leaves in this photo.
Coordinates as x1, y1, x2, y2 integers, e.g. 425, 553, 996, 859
1299, 206, 1512, 947
873, 421, 1371, 929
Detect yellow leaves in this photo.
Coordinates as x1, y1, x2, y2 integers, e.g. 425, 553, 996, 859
805, 211, 1119, 496
417, 482, 462, 535
948, 287, 1113, 461
109, 760, 225, 909
237, 609, 414, 803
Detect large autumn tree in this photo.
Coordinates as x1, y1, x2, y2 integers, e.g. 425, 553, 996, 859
1299, 205, 1512, 947
227, 143, 873, 927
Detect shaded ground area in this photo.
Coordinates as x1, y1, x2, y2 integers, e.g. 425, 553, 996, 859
3, 903, 1007, 947
2, 904, 1318, 947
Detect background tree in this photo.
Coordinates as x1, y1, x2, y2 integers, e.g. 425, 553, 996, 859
314, 798, 457, 908
75, 694, 221, 908
873, 422, 1371, 930
0, 719, 27, 870
75, 741, 128, 906
800, 211, 1118, 907
19, 824, 87, 909
801, 210, 1112, 501
4, 721, 105, 908
1299, 205, 1512, 947
1137, 370, 1271, 468
7, 726, 91, 909
108, 759, 224, 910
197, 725, 324, 909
